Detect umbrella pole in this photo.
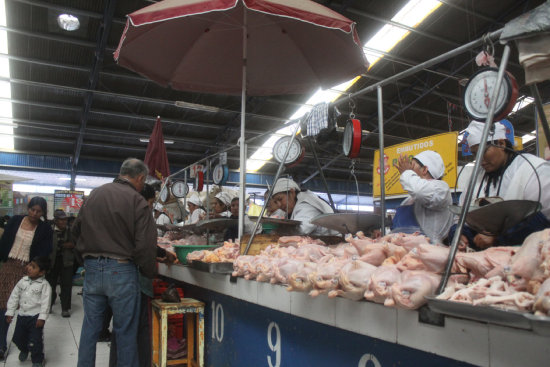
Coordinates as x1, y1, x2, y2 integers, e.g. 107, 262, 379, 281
238, 10, 248, 239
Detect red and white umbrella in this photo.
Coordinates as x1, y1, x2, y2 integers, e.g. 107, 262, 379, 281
115, 0, 368, 236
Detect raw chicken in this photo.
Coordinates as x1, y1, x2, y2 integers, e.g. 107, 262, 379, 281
508, 230, 548, 290
455, 247, 516, 280
271, 258, 303, 285
328, 260, 377, 301
364, 265, 401, 304
390, 270, 441, 309
397, 244, 456, 273
287, 262, 317, 292
308, 258, 347, 297
533, 277, 550, 316
389, 233, 431, 251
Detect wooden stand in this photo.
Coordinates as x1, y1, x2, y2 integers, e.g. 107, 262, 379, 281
151, 298, 205, 367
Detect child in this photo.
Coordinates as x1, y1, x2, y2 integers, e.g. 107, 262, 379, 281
5, 256, 52, 367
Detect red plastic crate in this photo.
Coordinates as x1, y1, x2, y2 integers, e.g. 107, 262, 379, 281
152, 279, 184, 299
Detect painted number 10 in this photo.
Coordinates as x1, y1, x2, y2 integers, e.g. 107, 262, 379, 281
211, 301, 224, 342
267, 322, 281, 367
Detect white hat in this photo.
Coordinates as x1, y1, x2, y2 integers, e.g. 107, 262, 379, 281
465, 121, 507, 147
153, 203, 163, 212
188, 195, 201, 206
414, 150, 445, 180
215, 191, 234, 206
272, 178, 300, 196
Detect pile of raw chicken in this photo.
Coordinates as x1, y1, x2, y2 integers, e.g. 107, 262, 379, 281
186, 241, 240, 263
230, 229, 550, 313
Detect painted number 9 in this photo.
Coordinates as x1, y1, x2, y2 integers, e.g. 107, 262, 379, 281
210, 302, 224, 342
358, 353, 381, 367
267, 322, 281, 367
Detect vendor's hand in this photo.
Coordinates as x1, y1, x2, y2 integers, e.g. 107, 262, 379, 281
5, 315, 12, 324
394, 154, 414, 174
157, 251, 176, 264
473, 233, 497, 249
457, 235, 469, 252
36, 319, 45, 328
62, 241, 75, 249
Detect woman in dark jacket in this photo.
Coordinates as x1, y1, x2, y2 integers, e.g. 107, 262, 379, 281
0, 197, 53, 360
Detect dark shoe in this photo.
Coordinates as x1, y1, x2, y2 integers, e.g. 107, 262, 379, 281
19, 350, 29, 361
0, 348, 5, 360
32, 362, 44, 367
62, 310, 70, 318
97, 331, 111, 343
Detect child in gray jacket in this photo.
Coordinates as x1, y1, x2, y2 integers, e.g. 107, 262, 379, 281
6, 256, 52, 367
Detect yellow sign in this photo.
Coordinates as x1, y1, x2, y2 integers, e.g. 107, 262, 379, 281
373, 132, 458, 197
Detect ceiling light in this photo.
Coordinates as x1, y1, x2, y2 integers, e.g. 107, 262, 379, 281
139, 138, 174, 144
57, 14, 80, 31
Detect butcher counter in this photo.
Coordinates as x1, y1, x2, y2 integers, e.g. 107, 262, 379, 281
159, 264, 550, 367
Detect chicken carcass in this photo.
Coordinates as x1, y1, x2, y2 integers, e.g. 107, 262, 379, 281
533, 277, 550, 316
397, 244, 456, 273
508, 230, 549, 290
364, 265, 401, 304
390, 270, 441, 309
287, 262, 317, 292
271, 258, 303, 285
455, 247, 516, 280
308, 258, 347, 297
328, 260, 377, 301
389, 233, 431, 251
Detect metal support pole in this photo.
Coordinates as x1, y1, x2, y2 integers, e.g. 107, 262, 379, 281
244, 121, 301, 255
307, 138, 336, 211
377, 86, 386, 235
183, 170, 188, 222
238, 10, 248, 240
437, 44, 512, 294
530, 84, 550, 150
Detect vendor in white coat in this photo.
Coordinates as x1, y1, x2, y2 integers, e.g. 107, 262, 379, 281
392, 150, 453, 244
154, 203, 172, 236
209, 191, 232, 218
271, 178, 337, 236
186, 195, 206, 225
449, 120, 550, 250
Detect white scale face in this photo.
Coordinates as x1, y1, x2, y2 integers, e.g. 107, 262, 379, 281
272, 136, 302, 164
464, 69, 509, 121
213, 164, 224, 185
171, 181, 188, 198
343, 121, 354, 156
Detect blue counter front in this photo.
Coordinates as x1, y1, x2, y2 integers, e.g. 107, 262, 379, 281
159, 264, 550, 367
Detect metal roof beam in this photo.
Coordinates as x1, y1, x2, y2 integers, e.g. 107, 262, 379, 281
71, 0, 117, 189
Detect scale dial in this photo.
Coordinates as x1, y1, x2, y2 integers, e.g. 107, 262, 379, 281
272, 136, 304, 166
194, 171, 204, 192
212, 164, 229, 186
159, 185, 170, 203
171, 180, 189, 198
463, 67, 519, 122
342, 119, 362, 158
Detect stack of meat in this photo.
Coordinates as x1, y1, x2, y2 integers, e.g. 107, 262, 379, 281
232, 232, 463, 309
438, 229, 550, 315
158, 234, 207, 247
186, 241, 240, 263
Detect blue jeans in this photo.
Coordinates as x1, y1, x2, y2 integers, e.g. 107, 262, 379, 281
77, 258, 140, 367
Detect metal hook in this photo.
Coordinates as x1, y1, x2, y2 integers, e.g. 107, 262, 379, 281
348, 98, 356, 119
482, 33, 494, 57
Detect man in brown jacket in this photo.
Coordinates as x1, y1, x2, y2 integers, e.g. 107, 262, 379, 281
73, 158, 157, 367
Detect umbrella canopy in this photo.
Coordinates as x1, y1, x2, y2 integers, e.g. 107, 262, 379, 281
114, 0, 368, 96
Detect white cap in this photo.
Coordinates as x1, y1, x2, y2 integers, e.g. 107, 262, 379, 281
465, 121, 507, 147
215, 191, 234, 206
153, 203, 163, 212
414, 150, 445, 180
272, 178, 300, 195
188, 195, 201, 206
